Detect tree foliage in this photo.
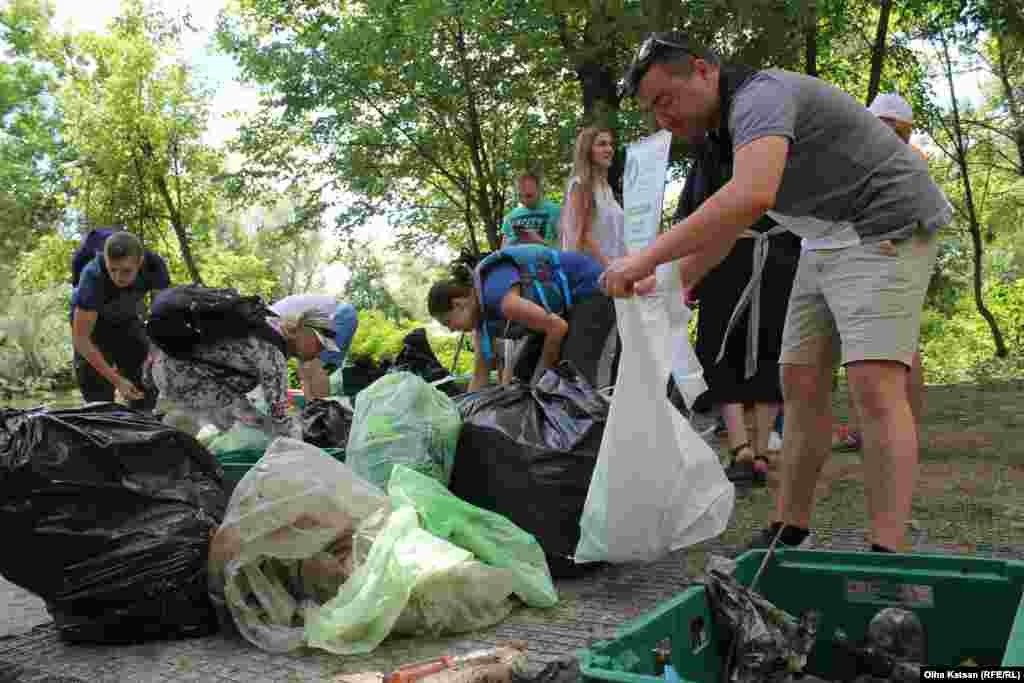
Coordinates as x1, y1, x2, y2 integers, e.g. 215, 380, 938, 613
217, 0, 580, 254
0, 0, 73, 270
59, 0, 222, 281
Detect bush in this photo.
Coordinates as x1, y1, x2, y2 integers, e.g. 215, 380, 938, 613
920, 277, 1024, 384
430, 331, 474, 376
348, 310, 420, 365
0, 285, 76, 397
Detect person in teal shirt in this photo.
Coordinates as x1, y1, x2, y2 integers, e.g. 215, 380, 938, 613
501, 173, 561, 247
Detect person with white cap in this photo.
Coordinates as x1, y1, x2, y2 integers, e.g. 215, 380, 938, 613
269, 294, 359, 400
151, 304, 342, 438
832, 92, 930, 453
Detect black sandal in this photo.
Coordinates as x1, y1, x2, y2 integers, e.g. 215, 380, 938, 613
724, 442, 765, 485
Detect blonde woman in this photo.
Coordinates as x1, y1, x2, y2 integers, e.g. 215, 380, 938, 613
560, 127, 626, 265
152, 308, 338, 437
556, 126, 624, 389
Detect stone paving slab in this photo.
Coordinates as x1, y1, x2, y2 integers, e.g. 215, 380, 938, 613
4, 529, 1022, 683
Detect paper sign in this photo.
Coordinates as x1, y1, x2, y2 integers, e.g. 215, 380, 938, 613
623, 130, 672, 254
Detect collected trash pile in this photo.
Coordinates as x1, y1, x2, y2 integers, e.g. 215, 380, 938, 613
0, 316, 733, 662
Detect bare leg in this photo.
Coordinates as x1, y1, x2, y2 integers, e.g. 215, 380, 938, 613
846, 359, 917, 552
774, 337, 837, 527
722, 403, 752, 459
909, 350, 924, 434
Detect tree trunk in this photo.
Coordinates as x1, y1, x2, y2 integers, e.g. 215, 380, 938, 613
804, 2, 818, 76
994, 34, 1024, 176
556, 13, 623, 194
940, 38, 1008, 357
865, 0, 894, 105
153, 173, 203, 284
452, 19, 502, 251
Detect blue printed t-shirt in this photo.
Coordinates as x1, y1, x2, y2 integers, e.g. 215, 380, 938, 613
479, 251, 603, 332
70, 251, 171, 326
500, 200, 561, 245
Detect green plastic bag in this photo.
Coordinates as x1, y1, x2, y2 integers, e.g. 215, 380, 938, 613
346, 372, 461, 490
306, 504, 522, 654
387, 465, 558, 608
329, 367, 345, 397
207, 423, 273, 456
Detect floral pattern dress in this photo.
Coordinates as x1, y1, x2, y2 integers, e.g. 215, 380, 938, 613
150, 334, 297, 437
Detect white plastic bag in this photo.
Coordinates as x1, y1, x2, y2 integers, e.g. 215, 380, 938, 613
574, 263, 734, 564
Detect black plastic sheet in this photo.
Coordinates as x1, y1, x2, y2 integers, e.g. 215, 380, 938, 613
449, 362, 607, 578
300, 398, 354, 450
705, 559, 819, 683
393, 328, 463, 397
830, 609, 925, 683
0, 403, 227, 644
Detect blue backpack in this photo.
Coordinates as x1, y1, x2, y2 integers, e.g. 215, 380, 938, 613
472, 245, 574, 362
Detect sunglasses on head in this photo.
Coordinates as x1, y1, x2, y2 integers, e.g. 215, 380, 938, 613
620, 34, 695, 98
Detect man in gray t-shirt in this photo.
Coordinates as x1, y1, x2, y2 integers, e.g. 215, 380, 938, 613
603, 32, 951, 554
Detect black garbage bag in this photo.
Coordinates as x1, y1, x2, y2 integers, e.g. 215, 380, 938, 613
704, 556, 820, 683
300, 398, 354, 450
0, 403, 227, 644
343, 357, 391, 397
830, 609, 925, 683
449, 361, 607, 578
393, 327, 463, 397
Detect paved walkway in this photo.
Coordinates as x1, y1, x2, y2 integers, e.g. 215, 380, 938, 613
5, 529, 1018, 683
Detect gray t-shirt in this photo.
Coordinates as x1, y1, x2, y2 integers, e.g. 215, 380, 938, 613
729, 69, 952, 242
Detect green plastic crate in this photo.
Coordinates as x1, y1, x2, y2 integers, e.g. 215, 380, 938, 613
577, 549, 1024, 682
218, 447, 344, 495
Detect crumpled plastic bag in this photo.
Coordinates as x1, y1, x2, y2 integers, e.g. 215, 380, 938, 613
575, 267, 733, 564
305, 466, 556, 654
301, 398, 353, 450
208, 438, 391, 653
211, 443, 548, 655
704, 555, 819, 683
0, 404, 226, 644
208, 422, 274, 455
831, 609, 925, 683
388, 464, 558, 609
347, 371, 461, 490
305, 505, 519, 654
450, 362, 607, 579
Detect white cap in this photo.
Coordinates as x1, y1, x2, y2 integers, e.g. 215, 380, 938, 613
868, 93, 914, 125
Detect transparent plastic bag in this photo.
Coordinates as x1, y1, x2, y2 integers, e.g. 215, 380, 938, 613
347, 371, 461, 490
208, 438, 390, 653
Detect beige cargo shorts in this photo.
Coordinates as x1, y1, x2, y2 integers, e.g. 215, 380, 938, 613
780, 228, 939, 368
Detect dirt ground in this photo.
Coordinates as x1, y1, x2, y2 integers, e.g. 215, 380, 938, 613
706, 378, 1024, 562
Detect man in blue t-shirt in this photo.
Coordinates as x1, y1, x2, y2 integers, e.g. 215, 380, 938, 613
70, 231, 170, 410
500, 174, 561, 247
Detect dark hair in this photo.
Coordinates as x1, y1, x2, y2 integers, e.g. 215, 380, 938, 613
428, 281, 473, 317
428, 250, 486, 317
621, 31, 721, 97
104, 231, 144, 261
